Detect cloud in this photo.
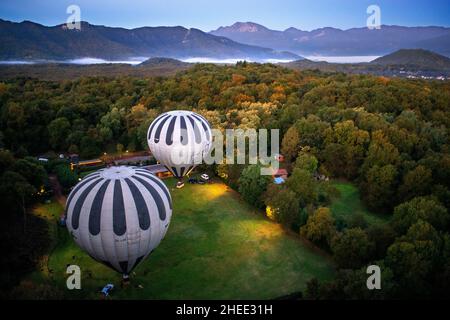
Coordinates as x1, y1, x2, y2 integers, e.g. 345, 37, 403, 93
304, 55, 381, 63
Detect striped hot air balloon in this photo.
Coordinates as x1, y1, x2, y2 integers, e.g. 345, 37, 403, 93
65, 166, 172, 276
147, 110, 212, 179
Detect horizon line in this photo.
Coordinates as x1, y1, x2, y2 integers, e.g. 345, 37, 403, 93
1, 17, 450, 33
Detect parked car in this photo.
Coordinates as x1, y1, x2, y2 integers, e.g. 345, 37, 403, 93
176, 181, 185, 189
200, 174, 210, 181
188, 178, 198, 184
101, 284, 114, 297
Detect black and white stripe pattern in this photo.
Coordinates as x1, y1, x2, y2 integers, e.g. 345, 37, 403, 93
147, 110, 212, 178
65, 166, 172, 275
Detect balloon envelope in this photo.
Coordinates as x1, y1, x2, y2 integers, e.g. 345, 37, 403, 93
65, 166, 172, 275
147, 110, 212, 179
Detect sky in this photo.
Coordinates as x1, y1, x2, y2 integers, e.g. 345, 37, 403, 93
0, 0, 449, 31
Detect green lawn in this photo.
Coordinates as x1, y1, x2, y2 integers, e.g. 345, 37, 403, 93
330, 182, 389, 226
28, 178, 334, 299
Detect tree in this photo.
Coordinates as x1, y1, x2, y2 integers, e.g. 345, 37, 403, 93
392, 197, 449, 234
137, 117, 156, 150
294, 115, 330, 149
15, 146, 28, 158
80, 136, 101, 159
286, 168, 318, 207
68, 144, 79, 154
0, 149, 14, 173
238, 164, 271, 209
436, 234, 450, 297
321, 143, 346, 177
432, 184, 450, 211
314, 262, 396, 299
47, 117, 71, 150
324, 120, 369, 178
10, 280, 65, 299
217, 163, 244, 190
367, 224, 396, 259
294, 151, 318, 174
361, 130, 400, 173
263, 184, 300, 227
127, 104, 158, 150
398, 165, 432, 201
394, 110, 419, 132
316, 180, 339, 206
362, 164, 398, 211
98, 107, 125, 143
54, 164, 78, 191
385, 221, 441, 296
0, 171, 36, 232
11, 158, 47, 189
300, 207, 336, 248
386, 126, 417, 154
281, 126, 300, 162
331, 228, 374, 269
304, 278, 320, 300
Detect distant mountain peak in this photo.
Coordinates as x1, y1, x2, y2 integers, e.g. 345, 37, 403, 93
139, 57, 189, 67
284, 27, 302, 33
313, 26, 342, 32
211, 22, 450, 57
215, 22, 268, 33
371, 49, 450, 69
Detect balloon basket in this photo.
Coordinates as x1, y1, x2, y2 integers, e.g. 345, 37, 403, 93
121, 274, 130, 287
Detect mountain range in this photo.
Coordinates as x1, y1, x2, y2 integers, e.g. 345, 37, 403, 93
0, 19, 299, 61
1, 19, 450, 62
211, 22, 450, 57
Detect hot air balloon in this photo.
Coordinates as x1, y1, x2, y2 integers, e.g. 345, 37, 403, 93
65, 166, 172, 279
147, 110, 212, 179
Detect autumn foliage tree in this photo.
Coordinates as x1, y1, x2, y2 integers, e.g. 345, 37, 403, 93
300, 207, 336, 249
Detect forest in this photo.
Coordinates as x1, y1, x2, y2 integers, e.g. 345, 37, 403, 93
0, 62, 449, 299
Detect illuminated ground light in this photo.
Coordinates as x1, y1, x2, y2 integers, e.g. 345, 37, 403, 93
265, 206, 279, 221
201, 183, 228, 200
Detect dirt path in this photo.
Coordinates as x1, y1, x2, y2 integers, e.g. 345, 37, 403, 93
48, 174, 67, 206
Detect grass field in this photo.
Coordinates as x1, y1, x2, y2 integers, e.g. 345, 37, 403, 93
330, 182, 389, 226
28, 178, 334, 299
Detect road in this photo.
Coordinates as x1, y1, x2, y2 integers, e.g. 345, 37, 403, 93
48, 174, 67, 206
